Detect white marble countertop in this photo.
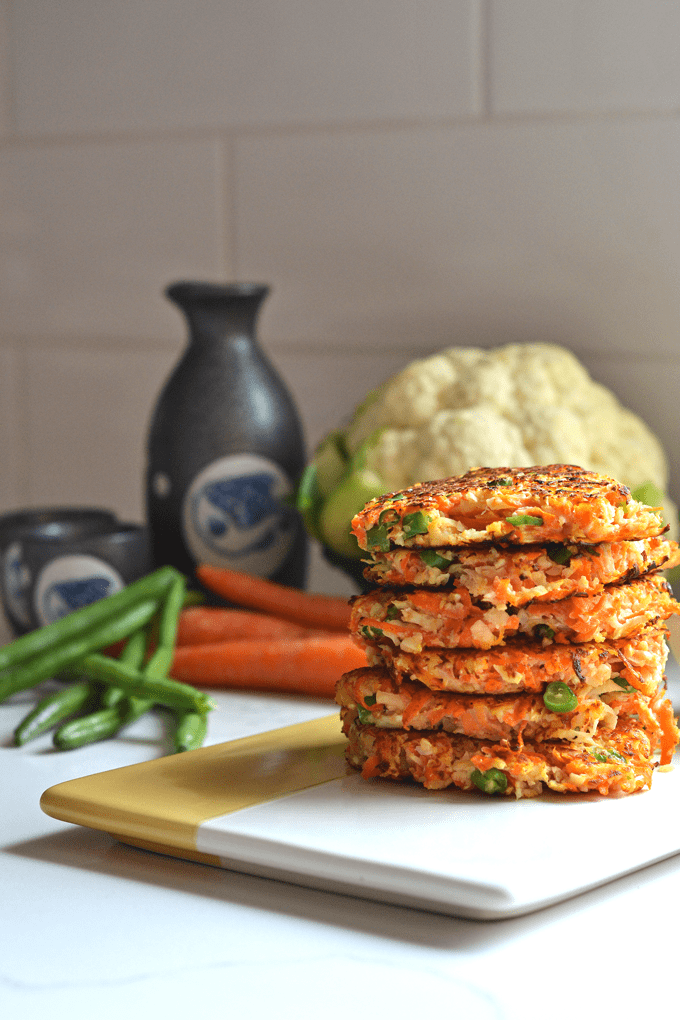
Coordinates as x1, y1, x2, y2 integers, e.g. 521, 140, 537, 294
2, 612, 679, 1020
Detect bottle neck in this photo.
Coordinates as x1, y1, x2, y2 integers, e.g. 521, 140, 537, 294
166, 282, 269, 347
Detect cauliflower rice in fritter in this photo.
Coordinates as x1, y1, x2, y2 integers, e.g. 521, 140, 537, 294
367, 626, 669, 697
345, 716, 658, 797
350, 574, 679, 653
337, 666, 676, 752
362, 536, 680, 604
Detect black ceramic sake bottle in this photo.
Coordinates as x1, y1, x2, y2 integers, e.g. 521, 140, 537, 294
145, 281, 308, 587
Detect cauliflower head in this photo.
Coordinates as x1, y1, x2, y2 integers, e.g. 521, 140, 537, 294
298, 343, 674, 558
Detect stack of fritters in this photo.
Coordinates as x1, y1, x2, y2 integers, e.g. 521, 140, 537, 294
338, 465, 680, 798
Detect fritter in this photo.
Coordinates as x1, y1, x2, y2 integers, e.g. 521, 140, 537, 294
351, 464, 666, 551
366, 626, 669, 697
350, 574, 679, 652
344, 716, 658, 797
337, 666, 675, 750
361, 536, 680, 603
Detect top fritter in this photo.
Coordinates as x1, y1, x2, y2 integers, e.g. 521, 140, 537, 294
351, 465, 667, 551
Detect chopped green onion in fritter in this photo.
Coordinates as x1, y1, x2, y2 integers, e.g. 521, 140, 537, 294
612, 676, 637, 694
360, 625, 384, 640
591, 747, 627, 764
546, 543, 573, 565
534, 624, 555, 641
506, 514, 544, 527
402, 511, 431, 538
357, 692, 377, 725
543, 681, 578, 713
420, 549, 452, 570
385, 604, 400, 620
471, 767, 508, 795
378, 507, 400, 526
366, 523, 390, 551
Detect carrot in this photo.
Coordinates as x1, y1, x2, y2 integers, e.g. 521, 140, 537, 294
656, 696, 679, 766
170, 633, 367, 699
195, 565, 352, 632
176, 606, 314, 646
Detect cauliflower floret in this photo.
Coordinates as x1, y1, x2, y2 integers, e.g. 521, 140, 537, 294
362, 427, 422, 493
309, 342, 676, 555
440, 348, 517, 415
351, 342, 668, 495
512, 404, 592, 468
344, 352, 460, 452
584, 403, 668, 493
368, 408, 533, 489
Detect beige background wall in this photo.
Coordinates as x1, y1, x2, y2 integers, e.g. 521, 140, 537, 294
1, 1, 679, 596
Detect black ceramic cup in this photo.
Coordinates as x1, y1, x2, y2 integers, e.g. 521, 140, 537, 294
14, 523, 152, 631
0, 507, 120, 635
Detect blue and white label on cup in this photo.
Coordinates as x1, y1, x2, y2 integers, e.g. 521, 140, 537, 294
2, 541, 32, 628
34, 555, 125, 627
182, 453, 296, 576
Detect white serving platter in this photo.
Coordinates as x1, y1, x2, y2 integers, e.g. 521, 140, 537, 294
41, 712, 680, 920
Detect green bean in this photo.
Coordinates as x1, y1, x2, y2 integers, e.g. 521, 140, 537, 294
0, 597, 159, 703
79, 652, 213, 714
63, 583, 196, 751
99, 685, 125, 709
53, 693, 152, 751
144, 576, 203, 752
144, 575, 186, 680
173, 710, 208, 753
99, 626, 150, 709
54, 706, 122, 749
156, 574, 186, 651
0, 565, 182, 674
119, 626, 149, 668
13, 680, 98, 746
144, 646, 175, 680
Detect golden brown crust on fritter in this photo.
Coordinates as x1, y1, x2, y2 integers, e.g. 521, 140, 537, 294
351, 464, 666, 550
345, 716, 657, 797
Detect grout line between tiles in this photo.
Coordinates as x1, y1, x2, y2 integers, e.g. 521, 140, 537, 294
0, 0, 12, 135
477, 0, 493, 120
11, 339, 32, 505
224, 137, 241, 280
4, 333, 679, 365
2, 106, 680, 154
214, 136, 233, 278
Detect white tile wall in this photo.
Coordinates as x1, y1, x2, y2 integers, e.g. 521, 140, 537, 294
10, 1, 482, 135
0, 138, 229, 339
0, 1, 11, 138
0, 345, 21, 512
1, 1, 679, 596
490, 0, 680, 115
235, 120, 680, 357
22, 344, 176, 519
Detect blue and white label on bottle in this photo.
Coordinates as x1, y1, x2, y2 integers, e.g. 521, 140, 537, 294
34, 555, 125, 627
2, 541, 32, 627
182, 453, 296, 576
